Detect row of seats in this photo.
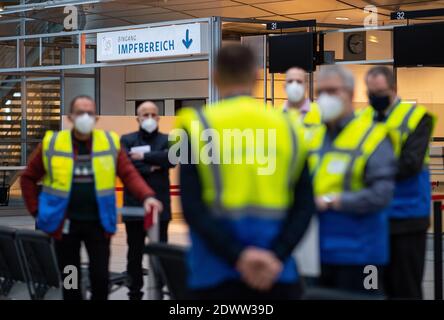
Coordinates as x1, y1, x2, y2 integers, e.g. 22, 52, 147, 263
0, 226, 60, 299
1, 226, 383, 300
145, 243, 385, 300
0, 226, 128, 300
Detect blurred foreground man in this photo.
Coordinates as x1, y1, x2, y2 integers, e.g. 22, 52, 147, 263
121, 101, 175, 300
308, 66, 396, 295
176, 45, 316, 299
283, 66, 321, 126
364, 67, 436, 299
21, 95, 162, 300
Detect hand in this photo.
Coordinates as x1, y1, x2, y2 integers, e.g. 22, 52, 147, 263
315, 195, 340, 212
143, 197, 163, 215
331, 196, 341, 210
315, 196, 329, 212
236, 247, 283, 291
130, 151, 144, 161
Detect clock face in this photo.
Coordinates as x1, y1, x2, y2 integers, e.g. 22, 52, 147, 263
348, 33, 364, 54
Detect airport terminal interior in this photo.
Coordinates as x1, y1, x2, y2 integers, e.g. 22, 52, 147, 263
0, 0, 444, 301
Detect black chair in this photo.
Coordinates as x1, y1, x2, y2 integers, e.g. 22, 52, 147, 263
144, 243, 189, 300
15, 229, 61, 300
0, 226, 28, 299
5, 228, 130, 300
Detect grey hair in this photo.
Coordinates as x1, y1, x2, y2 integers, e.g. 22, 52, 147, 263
318, 65, 355, 92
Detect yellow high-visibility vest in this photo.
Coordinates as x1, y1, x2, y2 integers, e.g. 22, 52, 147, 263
176, 96, 307, 218
307, 114, 388, 195
303, 102, 322, 126
39, 129, 120, 233
360, 102, 436, 163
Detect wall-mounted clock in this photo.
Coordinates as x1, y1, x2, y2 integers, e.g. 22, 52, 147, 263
344, 32, 366, 61
347, 33, 364, 54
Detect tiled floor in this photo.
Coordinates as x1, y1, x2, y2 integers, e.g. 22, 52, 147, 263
1, 209, 442, 300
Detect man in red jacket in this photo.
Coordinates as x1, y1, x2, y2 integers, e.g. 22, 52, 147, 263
21, 95, 162, 300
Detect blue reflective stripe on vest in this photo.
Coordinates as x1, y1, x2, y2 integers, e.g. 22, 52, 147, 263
319, 209, 389, 265
385, 168, 431, 219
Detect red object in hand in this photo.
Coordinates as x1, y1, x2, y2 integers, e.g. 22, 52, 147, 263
144, 208, 154, 231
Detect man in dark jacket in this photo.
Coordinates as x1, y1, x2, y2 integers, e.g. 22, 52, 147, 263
120, 101, 175, 300
365, 66, 435, 299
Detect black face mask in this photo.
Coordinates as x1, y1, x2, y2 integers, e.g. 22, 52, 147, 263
369, 94, 391, 112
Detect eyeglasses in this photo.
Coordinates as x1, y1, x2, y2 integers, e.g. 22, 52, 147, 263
73, 111, 95, 116
316, 86, 347, 96
367, 89, 392, 97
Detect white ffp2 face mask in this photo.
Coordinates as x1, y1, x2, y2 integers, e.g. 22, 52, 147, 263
141, 117, 158, 133
285, 82, 305, 103
74, 113, 95, 134
317, 93, 344, 123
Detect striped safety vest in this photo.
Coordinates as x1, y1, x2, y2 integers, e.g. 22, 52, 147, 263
176, 96, 307, 289
38, 129, 120, 233
360, 102, 436, 219
307, 113, 390, 264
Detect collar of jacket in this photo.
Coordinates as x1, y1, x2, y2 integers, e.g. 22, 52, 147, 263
138, 127, 159, 139
374, 97, 402, 121
326, 112, 355, 137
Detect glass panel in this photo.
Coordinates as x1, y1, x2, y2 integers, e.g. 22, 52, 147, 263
174, 99, 206, 114
135, 100, 165, 115
63, 67, 96, 115
0, 77, 22, 166
0, 41, 17, 69
397, 67, 444, 138
27, 79, 61, 148
366, 30, 393, 61
323, 30, 393, 64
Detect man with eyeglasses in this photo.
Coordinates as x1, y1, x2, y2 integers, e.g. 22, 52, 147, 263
20, 95, 163, 300
306, 66, 396, 295
363, 66, 436, 299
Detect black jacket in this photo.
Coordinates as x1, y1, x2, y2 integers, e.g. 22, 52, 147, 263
121, 129, 175, 221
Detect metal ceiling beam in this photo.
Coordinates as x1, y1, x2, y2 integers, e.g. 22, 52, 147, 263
0, 18, 35, 24
2, 0, 105, 15
0, 54, 209, 74
0, 17, 211, 41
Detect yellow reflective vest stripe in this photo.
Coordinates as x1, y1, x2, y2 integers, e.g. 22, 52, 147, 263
307, 114, 389, 195
360, 102, 436, 163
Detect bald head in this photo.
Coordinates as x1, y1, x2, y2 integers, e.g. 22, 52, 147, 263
285, 67, 307, 86
137, 101, 158, 116
137, 101, 160, 125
